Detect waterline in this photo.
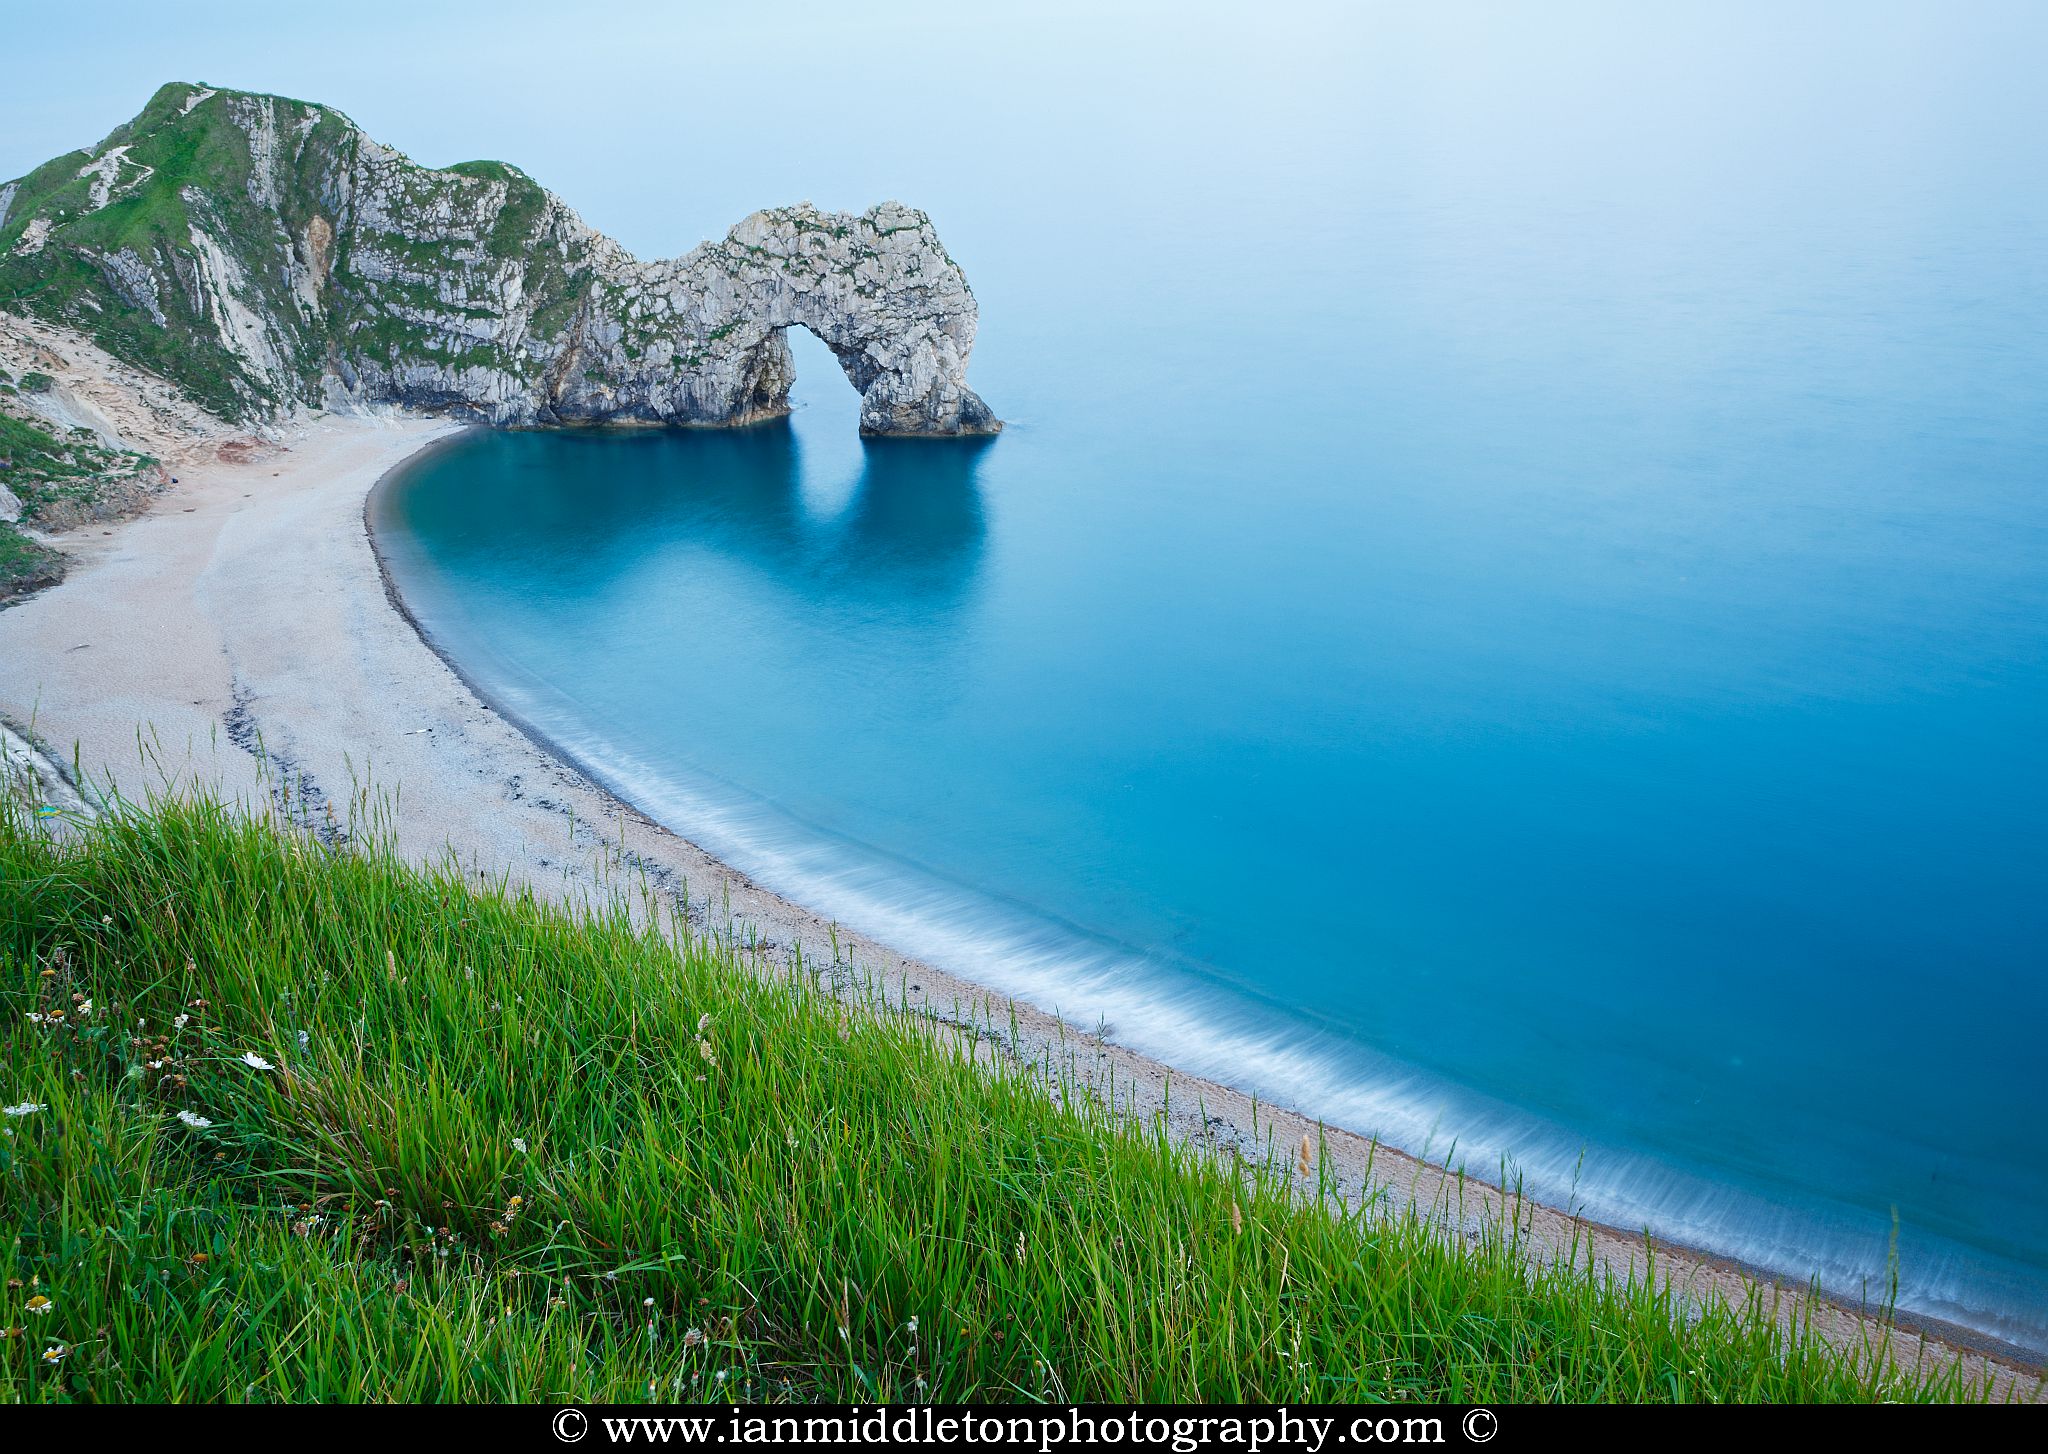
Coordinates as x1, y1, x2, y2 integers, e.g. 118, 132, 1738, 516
366, 531, 2048, 1354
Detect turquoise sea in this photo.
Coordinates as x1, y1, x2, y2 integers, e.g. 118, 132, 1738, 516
371, 4, 2048, 1348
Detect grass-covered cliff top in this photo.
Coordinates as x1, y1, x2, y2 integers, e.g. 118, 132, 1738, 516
3, 82, 996, 437
0, 82, 574, 423
2, 84, 336, 419
0, 790, 2008, 1402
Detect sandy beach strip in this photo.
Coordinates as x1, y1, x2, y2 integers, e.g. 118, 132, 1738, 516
0, 410, 2039, 1397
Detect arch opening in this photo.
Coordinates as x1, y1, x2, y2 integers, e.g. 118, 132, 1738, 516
779, 322, 871, 427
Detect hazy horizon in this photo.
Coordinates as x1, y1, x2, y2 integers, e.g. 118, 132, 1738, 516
7, 2, 2046, 268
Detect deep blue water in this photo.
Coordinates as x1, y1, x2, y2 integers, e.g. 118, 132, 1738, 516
372, 4, 2048, 1348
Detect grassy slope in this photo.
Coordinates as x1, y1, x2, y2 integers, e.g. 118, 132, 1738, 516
0, 403, 160, 600
0, 522, 63, 600
0, 793, 2000, 1403
0, 406, 155, 512
0, 408, 71, 597
0, 85, 287, 421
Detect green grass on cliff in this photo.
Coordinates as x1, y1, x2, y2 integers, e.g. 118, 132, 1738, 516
0, 789, 2012, 1403
2, 84, 370, 421
0, 86, 295, 421
1, 82, 597, 428
0, 408, 90, 470
0, 409, 146, 488
0, 409, 157, 554
0, 521, 63, 600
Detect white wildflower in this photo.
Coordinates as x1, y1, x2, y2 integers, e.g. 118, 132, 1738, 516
25, 1294, 53, 1316
176, 1110, 213, 1129
42, 1344, 67, 1363
3, 1101, 46, 1118
240, 1052, 274, 1071
511, 1137, 528, 1155
173, 1014, 191, 1030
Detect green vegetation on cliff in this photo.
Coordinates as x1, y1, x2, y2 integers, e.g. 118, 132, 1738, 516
1, 83, 998, 436
2, 85, 340, 419
0, 790, 2002, 1402
0, 83, 588, 424
0, 411, 156, 513
0, 406, 157, 600
0, 521, 62, 601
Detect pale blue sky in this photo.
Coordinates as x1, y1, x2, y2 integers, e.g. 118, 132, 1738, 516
7, 1, 2044, 266
8, 0, 1354, 257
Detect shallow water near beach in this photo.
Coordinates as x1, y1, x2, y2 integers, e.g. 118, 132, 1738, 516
373, 5, 2048, 1348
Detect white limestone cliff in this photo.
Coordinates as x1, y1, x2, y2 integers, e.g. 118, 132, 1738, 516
0, 86, 999, 438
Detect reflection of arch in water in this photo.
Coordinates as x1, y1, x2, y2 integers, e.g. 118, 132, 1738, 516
397, 418, 994, 616
640, 419, 993, 609
826, 433, 995, 601
641, 418, 811, 566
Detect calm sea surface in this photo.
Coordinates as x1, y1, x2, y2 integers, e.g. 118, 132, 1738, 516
373, 5, 2048, 1346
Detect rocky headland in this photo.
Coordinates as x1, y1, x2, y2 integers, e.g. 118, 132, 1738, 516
0, 82, 997, 439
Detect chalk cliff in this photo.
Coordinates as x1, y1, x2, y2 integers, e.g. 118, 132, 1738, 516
0, 84, 997, 436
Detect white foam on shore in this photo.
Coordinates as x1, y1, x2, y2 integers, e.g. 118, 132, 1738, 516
508, 699, 2048, 1355
368, 485, 2048, 1357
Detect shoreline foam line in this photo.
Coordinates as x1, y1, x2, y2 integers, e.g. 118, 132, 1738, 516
0, 410, 2030, 1391
365, 433, 2048, 1368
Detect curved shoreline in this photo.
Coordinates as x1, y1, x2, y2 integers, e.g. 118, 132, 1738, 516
362, 424, 2048, 1379
3, 411, 2039, 1392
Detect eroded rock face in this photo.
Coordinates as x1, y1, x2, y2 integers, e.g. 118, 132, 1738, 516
466, 198, 998, 436
0, 85, 998, 437
609, 202, 1000, 437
